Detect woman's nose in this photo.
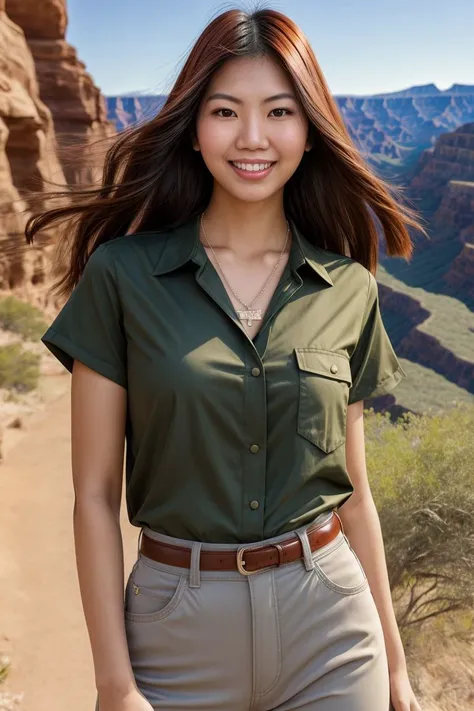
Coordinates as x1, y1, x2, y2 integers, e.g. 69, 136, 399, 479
235, 118, 270, 150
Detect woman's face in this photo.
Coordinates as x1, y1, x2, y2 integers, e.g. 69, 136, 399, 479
194, 55, 311, 203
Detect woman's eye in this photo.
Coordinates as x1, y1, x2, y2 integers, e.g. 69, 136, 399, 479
214, 108, 235, 117
270, 108, 293, 117
213, 107, 294, 118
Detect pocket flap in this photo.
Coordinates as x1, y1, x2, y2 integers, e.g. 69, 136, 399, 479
295, 348, 352, 385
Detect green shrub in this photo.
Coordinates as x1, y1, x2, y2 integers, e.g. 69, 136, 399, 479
0, 343, 41, 392
364, 403, 474, 636
0, 295, 48, 341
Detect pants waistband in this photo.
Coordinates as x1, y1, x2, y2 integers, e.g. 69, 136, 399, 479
136, 511, 340, 588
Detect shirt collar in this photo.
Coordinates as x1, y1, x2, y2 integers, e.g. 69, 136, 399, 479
152, 213, 334, 287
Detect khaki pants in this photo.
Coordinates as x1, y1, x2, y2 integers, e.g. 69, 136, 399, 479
96, 512, 392, 710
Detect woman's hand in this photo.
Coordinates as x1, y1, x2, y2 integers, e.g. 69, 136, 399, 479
390, 668, 422, 711
98, 687, 154, 711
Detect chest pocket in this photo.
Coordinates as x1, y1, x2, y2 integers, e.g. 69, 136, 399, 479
295, 348, 352, 454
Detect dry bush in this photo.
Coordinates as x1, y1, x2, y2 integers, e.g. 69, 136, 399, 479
364, 403, 474, 637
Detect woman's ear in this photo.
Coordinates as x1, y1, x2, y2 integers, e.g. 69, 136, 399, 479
192, 136, 200, 151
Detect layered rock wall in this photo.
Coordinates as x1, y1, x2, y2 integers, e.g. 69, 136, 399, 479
0, 0, 116, 305
433, 180, 474, 235
444, 242, 474, 300
377, 282, 474, 393
6, 0, 115, 186
410, 123, 474, 205
0, 1, 64, 305
408, 124, 474, 299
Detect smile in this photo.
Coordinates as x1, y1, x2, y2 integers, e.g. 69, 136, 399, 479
229, 161, 276, 179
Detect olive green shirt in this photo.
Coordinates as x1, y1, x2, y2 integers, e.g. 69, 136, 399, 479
41, 214, 406, 543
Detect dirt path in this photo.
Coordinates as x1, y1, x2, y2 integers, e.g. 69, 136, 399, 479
0, 383, 138, 711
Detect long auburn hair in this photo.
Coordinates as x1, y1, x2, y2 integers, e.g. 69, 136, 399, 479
25, 4, 426, 299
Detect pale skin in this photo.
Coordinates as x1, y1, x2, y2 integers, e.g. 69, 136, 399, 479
71, 54, 421, 711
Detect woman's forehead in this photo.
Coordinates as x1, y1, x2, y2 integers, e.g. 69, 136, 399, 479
205, 56, 294, 96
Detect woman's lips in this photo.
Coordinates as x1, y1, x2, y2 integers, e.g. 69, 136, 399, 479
228, 161, 276, 180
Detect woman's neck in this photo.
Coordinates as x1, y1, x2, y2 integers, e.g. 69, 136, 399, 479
200, 202, 289, 255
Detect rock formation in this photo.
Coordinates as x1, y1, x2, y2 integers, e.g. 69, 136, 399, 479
378, 283, 474, 394
107, 95, 166, 132
6, 0, 116, 186
0, 0, 116, 308
0, 0, 64, 306
406, 124, 474, 299
432, 180, 474, 238
444, 241, 474, 300
410, 123, 474, 211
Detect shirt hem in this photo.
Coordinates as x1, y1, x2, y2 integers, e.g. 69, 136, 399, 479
41, 328, 127, 389
348, 364, 406, 405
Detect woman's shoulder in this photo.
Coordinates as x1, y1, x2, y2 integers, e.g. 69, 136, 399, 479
311, 243, 372, 294
93, 229, 173, 277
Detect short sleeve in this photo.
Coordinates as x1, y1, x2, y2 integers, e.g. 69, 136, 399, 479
41, 243, 127, 388
348, 270, 406, 404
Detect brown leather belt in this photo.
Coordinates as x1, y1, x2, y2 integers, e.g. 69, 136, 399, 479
140, 511, 342, 576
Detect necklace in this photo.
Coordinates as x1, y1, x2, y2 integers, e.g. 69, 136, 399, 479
200, 213, 291, 327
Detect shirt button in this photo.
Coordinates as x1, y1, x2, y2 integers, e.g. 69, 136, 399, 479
330, 364, 338, 374
249, 444, 260, 454
249, 500, 260, 510
251, 367, 261, 377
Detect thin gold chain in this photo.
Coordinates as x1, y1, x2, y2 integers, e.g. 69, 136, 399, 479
199, 212, 290, 310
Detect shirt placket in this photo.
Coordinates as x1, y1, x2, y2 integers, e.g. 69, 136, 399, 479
194, 256, 304, 541
241, 347, 267, 538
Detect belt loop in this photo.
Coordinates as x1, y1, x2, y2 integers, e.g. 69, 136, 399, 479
332, 509, 350, 546
136, 528, 144, 559
333, 509, 345, 535
296, 528, 315, 571
189, 542, 202, 588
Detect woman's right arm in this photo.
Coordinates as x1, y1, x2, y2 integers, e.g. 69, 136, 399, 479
70, 360, 151, 710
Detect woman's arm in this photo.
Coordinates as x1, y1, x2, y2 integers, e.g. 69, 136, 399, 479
338, 400, 406, 673
70, 360, 136, 702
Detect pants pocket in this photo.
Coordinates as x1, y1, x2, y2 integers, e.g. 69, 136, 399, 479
312, 533, 369, 595
124, 555, 188, 622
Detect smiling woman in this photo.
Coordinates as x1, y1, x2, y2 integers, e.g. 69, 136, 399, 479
25, 4, 423, 711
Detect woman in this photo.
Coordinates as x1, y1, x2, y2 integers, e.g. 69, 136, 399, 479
27, 6, 425, 711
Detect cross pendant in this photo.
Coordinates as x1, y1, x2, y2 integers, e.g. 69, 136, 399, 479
237, 309, 263, 327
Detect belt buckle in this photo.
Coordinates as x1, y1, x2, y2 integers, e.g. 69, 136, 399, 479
236, 545, 276, 576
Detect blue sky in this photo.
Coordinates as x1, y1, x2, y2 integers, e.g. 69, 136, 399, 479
67, 0, 473, 97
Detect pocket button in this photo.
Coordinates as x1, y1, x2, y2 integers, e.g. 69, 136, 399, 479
330, 364, 338, 374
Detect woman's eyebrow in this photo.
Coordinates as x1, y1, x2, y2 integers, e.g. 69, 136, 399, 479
205, 92, 297, 104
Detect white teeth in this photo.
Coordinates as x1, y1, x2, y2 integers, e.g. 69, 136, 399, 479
232, 162, 273, 172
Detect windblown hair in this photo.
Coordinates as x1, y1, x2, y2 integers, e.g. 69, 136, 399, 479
25, 4, 426, 299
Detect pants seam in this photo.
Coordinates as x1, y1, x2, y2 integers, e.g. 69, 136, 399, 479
249, 578, 258, 710
254, 570, 282, 698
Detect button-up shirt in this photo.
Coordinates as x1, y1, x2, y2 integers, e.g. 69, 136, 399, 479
41, 214, 406, 543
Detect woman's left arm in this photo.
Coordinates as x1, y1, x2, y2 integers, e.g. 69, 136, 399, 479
338, 400, 421, 711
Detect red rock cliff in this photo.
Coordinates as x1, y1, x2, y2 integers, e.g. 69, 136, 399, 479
0, 0, 116, 307
0, 0, 65, 306
5, 0, 116, 185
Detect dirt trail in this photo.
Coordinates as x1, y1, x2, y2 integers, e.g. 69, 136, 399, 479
0, 385, 138, 711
